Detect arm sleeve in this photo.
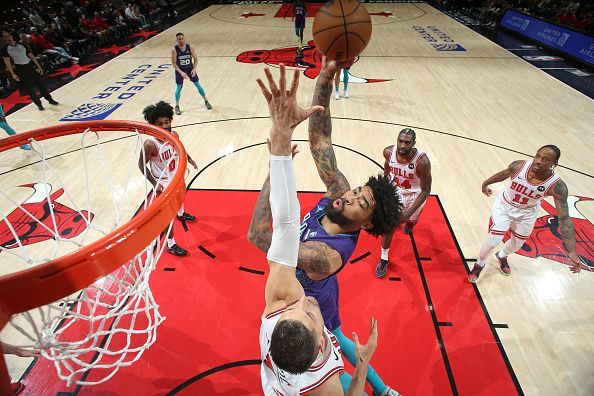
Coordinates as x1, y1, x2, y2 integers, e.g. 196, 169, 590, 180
266, 155, 301, 267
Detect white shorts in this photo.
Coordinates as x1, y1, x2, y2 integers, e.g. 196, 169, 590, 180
489, 194, 539, 240
398, 192, 426, 224
154, 175, 173, 190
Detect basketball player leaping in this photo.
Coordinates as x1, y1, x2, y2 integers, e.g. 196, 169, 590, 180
258, 63, 378, 395
376, 128, 432, 278
469, 145, 584, 282
171, 32, 212, 114
139, 101, 198, 257
249, 57, 402, 396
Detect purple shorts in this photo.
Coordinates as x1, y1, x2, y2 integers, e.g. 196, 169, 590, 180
175, 69, 198, 85
296, 269, 340, 330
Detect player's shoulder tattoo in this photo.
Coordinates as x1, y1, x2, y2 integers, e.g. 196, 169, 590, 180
300, 241, 340, 276
509, 160, 523, 172
552, 179, 568, 198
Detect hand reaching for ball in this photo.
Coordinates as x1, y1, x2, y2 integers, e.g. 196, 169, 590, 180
319, 55, 354, 80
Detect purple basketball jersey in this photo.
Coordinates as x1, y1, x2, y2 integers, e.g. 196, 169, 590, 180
296, 197, 359, 330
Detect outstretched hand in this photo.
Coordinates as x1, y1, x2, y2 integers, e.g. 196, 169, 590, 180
353, 317, 378, 365
482, 183, 493, 196
569, 252, 584, 273
257, 64, 324, 132
319, 55, 354, 81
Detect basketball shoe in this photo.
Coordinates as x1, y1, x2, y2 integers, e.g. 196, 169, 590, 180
177, 212, 196, 222
334, 92, 340, 100
167, 244, 188, 256
375, 258, 389, 279
342, 90, 349, 98
11, 381, 24, 395
205, 100, 212, 110
468, 263, 484, 283
373, 386, 400, 396
175, 105, 181, 115
495, 251, 511, 275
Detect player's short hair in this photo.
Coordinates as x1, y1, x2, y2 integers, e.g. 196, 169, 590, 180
142, 101, 174, 124
175, 32, 184, 37
399, 128, 416, 141
365, 174, 403, 237
270, 319, 318, 374
540, 145, 561, 162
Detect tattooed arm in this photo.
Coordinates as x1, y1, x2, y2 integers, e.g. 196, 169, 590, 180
482, 160, 523, 196
298, 240, 343, 280
308, 57, 351, 199
549, 180, 583, 273
247, 175, 272, 252
247, 175, 343, 279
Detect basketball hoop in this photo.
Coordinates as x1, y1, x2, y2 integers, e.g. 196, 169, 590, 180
0, 120, 187, 392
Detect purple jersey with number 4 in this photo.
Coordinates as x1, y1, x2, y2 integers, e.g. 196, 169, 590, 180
296, 197, 359, 330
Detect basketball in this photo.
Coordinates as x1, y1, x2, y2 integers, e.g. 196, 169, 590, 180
312, 0, 372, 61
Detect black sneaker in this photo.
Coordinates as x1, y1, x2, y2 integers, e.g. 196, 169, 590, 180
495, 252, 511, 275
375, 259, 389, 279
205, 101, 212, 110
176, 212, 196, 222
167, 244, 188, 256
175, 105, 181, 115
468, 263, 485, 283
48, 99, 59, 105
37, 104, 45, 111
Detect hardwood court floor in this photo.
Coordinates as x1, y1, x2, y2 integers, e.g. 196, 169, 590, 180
1, 3, 593, 395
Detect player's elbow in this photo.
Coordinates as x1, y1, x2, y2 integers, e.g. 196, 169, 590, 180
247, 228, 258, 246
247, 229, 270, 252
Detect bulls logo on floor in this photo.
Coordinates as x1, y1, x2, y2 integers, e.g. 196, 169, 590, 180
237, 40, 391, 83
505, 195, 594, 271
0, 183, 94, 250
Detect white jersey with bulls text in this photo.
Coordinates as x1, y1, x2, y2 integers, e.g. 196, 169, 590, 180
501, 160, 560, 209
489, 160, 561, 240
148, 137, 178, 186
260, 307, 344, 396
387, 147, 426, 197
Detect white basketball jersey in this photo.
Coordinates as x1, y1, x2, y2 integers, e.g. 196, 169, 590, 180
501, 160, 560, 209
148, 137, 178, 182
387, 147, 426, 196
260, 307, 344, 395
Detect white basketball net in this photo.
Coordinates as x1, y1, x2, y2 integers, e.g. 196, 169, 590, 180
0, 127, 180, 386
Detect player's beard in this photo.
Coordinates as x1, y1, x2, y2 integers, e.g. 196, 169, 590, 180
324, 200, 354, 227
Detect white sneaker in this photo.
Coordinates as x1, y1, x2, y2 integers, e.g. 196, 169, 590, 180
343, 91, 349, 98
376, 386, 401, 396
334, 92, 340, 100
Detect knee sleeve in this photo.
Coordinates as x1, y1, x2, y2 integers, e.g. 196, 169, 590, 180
503, 235, 525, 255
479, 233, 503, 261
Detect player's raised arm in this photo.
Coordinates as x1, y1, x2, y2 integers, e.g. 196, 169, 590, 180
256, 64, 324, 313
308, 56, 351, 199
